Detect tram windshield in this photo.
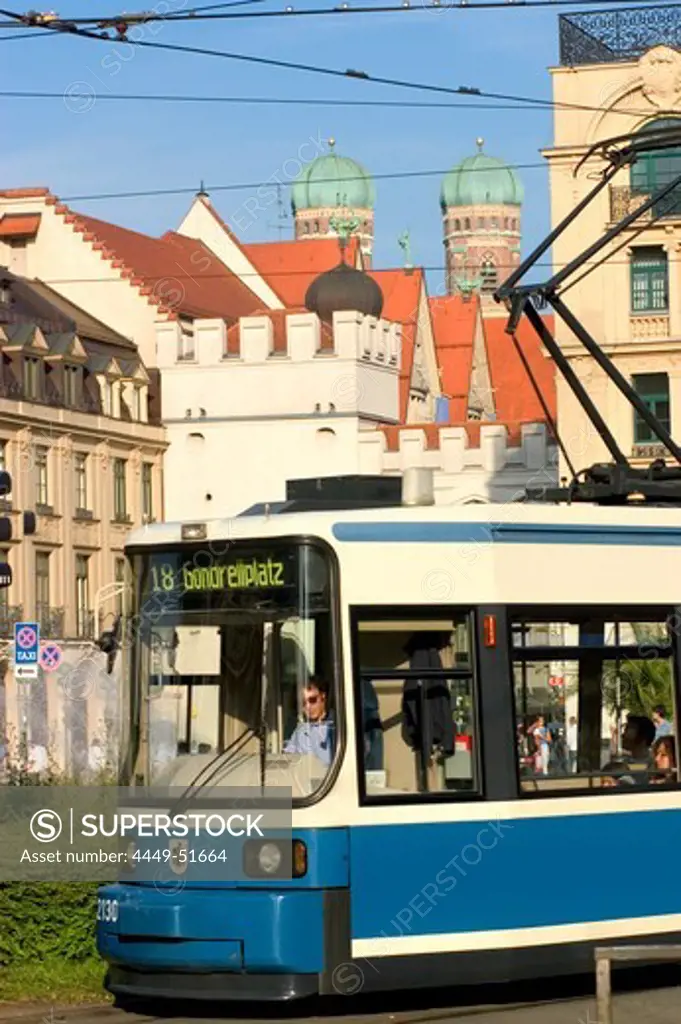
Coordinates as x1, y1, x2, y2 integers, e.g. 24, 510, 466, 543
125, 541, 337, 797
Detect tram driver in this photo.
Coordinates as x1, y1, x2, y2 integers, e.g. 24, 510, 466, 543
284, 677, 335, 766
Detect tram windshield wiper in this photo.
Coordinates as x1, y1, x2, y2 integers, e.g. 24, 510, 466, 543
171, 724, 258, 813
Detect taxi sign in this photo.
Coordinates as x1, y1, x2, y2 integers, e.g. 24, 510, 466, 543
14, 621, 40, 679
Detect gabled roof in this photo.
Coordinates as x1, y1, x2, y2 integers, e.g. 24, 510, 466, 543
484, 314, 556, 424
370, 268, 424, 421
429, 293, 478, 420
88, 353, 122, 376
242, 237, 360, 307
63, 212, 264, 323
428, 295, 556, 429
45, 332, 86, 359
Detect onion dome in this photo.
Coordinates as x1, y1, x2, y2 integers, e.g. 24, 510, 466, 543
291, 139, 375, 212
440, 139, 524, 211
305, 262, 383, 319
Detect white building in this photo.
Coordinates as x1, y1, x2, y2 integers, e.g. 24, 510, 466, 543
0, 187, 557, 526
157, 297, 556, 520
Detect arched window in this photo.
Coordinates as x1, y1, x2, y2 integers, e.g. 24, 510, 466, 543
314, 220, 320, 233
454, 218, 461, 231
504, 217, 509, 229
631, 117, 681, 217
302, 222, 309, 234
464, 217, 471, 231
478, 217, 485, 229
480, 257, 497, 292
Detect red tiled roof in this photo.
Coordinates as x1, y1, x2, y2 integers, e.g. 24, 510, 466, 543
243, 237, 360, 307
226, 307, 334, 356
429, 294, 478, 421
484, 313, 556, 424
69, 214, 263, 321
0, 188, 51, 199
379, 421, 538, 449
370, 268, 424, 422
0, 213, 41, 238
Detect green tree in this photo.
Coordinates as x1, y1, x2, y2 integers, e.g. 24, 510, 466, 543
602, 626, 672, 720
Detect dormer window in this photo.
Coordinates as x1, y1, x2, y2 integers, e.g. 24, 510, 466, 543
63, 364, 80, 407
102, 379, 113, 416
24, 356, 41, 400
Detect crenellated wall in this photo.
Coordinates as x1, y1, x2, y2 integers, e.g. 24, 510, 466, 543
160, 308, 404, 520
359, 423, 558, 503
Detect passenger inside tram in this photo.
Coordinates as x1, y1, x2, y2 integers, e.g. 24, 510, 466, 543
513, 608, 678, 792
651, 735, 676, 783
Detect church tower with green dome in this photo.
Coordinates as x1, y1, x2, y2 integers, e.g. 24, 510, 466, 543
291, 138, 375, 265
441, 139, 523, 298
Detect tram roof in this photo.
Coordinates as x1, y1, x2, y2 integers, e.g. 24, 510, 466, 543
126, 498, 681, 550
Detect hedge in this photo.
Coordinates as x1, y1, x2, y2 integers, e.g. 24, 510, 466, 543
0, 883, 100, 966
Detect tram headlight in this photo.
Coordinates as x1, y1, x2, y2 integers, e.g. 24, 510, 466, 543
258, 843, 282, 874
243, 839, 306, 878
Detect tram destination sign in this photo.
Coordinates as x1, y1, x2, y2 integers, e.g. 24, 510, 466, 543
151, 558, 287, 594
145, 548, 300, 600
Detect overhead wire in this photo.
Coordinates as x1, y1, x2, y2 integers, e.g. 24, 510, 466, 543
0, 89, 570, 108
0, 87, 672, 120
0, 5, 676, 120
0, 0, 678, 28
28, 25, 672, 118
0, 7, 670, 119
57, 162, 548, 202
26, 249, 681, 287
0, 28, 63, 39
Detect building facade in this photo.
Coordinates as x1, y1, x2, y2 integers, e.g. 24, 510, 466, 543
0, 272, 166, 776
545, 6, 681, 474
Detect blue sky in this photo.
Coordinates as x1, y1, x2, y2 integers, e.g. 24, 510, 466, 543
0, 1, 568, 293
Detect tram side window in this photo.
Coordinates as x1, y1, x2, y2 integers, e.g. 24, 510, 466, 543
512, 607, 678, 794
352, 611, 479, 799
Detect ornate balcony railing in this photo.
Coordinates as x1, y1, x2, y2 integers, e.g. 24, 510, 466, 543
0, 605, 23, 636
37, 605, 64, 639
633, 442, 668, 459
560, 5, 681, 66
610, 185, 681, 223
630, 313, 671, 339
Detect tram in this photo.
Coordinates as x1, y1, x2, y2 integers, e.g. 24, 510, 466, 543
96, 473, 681, 1002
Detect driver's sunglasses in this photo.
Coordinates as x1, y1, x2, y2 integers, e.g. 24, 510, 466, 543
303, 695, 320, 705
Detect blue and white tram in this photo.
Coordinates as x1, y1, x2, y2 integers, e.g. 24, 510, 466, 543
97, 479, 681, 1001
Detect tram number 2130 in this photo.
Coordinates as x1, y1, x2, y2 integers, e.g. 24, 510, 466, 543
96, 898, 119, 923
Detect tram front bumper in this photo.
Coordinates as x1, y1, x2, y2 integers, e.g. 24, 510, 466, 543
97, 883, 327, 997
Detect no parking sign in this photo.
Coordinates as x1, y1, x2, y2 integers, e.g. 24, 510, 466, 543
40, 643, 63, 673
